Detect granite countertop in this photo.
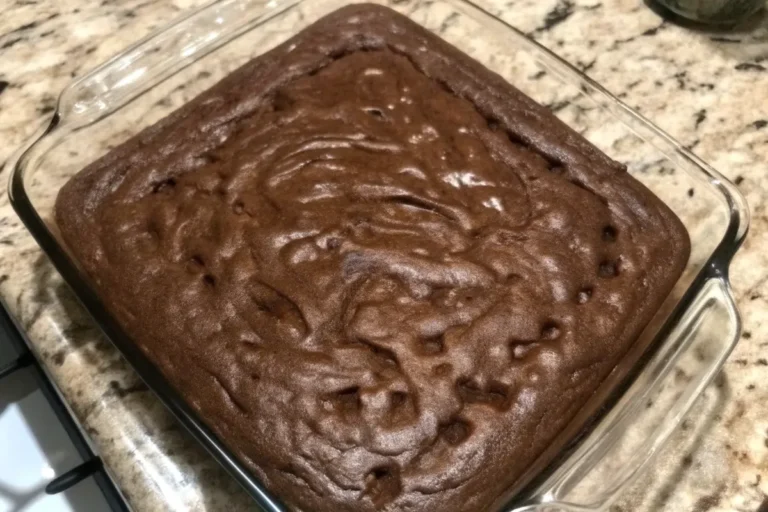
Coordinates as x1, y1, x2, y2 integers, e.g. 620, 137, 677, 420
1, 0, 767, 510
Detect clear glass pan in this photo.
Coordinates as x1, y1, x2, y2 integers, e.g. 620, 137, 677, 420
7, 0, 750, 510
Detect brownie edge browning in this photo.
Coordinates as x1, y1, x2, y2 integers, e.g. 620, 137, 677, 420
55, 5, 690, 512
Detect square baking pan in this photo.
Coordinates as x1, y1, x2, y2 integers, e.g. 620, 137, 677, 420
7, 0, 749, 510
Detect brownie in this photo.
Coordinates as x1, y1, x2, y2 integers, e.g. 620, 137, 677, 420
55, 5, 690, 511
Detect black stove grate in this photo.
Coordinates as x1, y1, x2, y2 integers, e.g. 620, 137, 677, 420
0, 301, 129, 512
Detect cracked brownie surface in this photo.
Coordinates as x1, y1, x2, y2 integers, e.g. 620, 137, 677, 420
55, 5, 690, 511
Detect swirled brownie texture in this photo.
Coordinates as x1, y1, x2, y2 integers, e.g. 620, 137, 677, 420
55, 5, 690, 511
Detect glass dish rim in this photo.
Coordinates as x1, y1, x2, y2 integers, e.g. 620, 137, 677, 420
6, 0, 750, 510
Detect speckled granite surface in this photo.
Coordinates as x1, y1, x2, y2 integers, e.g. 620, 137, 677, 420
1, 0, 767, 511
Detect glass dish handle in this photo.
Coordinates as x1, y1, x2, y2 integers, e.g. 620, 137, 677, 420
55, 0, 294, 128
512, 276, 741, 512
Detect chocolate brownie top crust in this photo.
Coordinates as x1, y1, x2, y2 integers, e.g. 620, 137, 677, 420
55, 5, 690, 511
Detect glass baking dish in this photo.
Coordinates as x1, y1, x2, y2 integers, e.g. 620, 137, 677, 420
6, 0, 749, 510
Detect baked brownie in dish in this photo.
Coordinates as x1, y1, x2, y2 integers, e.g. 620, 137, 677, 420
55, 5, 690, 511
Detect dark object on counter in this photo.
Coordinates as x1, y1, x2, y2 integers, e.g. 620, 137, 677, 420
54, 4, 690, 512
646, 0, 765, 26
